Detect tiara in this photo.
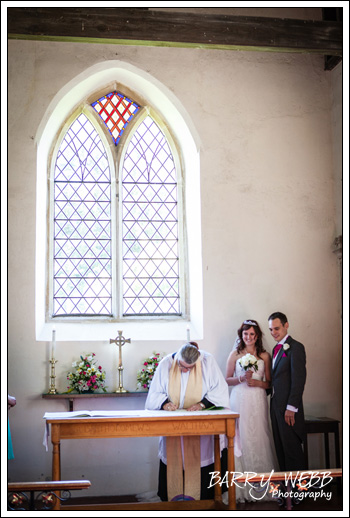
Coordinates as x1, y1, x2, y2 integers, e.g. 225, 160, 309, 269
243, 320, 257, 326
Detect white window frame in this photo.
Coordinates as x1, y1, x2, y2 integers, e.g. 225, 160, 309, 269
35, 61, 203, 342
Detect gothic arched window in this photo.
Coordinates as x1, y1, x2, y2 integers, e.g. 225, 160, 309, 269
51, 91, 182, 319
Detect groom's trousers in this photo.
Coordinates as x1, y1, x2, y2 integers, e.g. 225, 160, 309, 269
270, 397, 306, 472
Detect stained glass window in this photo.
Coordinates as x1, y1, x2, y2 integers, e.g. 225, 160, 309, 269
91, 91, 140, 145
53, 113, 112, 316
52, 92, 181, 318
122, 116, 180, 315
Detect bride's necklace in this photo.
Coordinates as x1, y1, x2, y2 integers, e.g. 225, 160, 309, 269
244, 346, 257, 356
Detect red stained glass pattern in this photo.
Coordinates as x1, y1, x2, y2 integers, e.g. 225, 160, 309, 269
91, 91, 140, 145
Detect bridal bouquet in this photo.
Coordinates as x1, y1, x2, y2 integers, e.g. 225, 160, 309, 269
136, 352, 164, 390
66, 353, 107, 393
239, 353, 258, 372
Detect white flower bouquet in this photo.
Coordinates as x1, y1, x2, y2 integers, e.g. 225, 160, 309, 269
239, 353, 258, 372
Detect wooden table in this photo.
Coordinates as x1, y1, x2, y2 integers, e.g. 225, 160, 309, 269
45, 409, 239, 511
304, 416, 341, 469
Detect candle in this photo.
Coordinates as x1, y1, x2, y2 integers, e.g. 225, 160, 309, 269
51, 329, 56, 359
186, 327, 190, 342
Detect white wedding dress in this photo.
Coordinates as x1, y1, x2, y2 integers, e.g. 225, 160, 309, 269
229, 358, 278, 502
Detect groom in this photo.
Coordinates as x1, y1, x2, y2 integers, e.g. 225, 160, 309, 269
268, 312, 307, 471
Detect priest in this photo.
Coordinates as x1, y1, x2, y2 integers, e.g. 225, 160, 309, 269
145, 342, 230, 502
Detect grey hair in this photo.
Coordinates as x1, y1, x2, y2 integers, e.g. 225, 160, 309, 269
179, 343, 200, 365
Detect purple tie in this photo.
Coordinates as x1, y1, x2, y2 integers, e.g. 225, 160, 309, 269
273, 343, 283, 359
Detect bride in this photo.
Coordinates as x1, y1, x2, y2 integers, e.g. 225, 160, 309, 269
225, 319, 278, 503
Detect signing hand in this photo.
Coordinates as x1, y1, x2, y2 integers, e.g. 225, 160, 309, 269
163, 402, 178, 411
284, 409, 296, 426
186, 403, 204, 411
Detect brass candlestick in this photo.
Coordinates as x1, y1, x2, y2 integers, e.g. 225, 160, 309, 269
110, 330, 131, 393
48, 358, 58, 394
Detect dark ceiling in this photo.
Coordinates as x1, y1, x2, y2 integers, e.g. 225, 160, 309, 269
7, 7, 342, 70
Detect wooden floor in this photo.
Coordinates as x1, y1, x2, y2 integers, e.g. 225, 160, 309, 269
62, 482, 343, 511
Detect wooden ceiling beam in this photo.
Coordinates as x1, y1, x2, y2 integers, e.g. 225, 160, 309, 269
7, 7, 342, 57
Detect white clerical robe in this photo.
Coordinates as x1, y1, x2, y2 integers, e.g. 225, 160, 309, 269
145, 350, 230, 467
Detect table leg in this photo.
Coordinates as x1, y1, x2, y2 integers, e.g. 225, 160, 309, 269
213, 435, 221, 504
324, 432, 330, 468
52, 438, 61, 479
334, 428, 341, 492
334, 428, 340, 468
51, 424, 61, 510
227, 435, 236, 510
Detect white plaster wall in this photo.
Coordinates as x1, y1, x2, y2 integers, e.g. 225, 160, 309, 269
7, 37, 342, 497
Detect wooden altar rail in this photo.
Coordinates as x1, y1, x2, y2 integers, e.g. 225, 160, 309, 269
8, 480, 91, 511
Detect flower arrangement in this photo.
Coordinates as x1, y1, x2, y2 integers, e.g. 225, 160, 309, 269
239, 353, 258, 372
66, 353, 107, 393
136, 352, 164, 390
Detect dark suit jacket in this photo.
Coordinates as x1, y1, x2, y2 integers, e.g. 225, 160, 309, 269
271, 335, 306, 440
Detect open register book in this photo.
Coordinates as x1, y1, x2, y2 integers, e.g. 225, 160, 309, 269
43, 410, 144, 419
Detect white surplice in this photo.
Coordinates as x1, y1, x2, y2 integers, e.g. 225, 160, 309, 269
145, 350, 230, 467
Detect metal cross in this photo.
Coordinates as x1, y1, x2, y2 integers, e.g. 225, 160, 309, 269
110, 330, 131, 393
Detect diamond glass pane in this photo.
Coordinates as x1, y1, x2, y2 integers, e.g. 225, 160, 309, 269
53, 113, 112, 316
91, 91, 140, 145
122, 116, 180, 315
